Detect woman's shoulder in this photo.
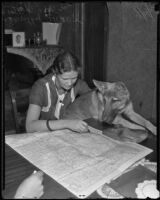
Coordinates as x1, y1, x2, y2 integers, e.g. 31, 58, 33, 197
76, 78, 87, 86
29, 74, 54, 104
33, 74, 54, 87
74, 78, 91, 94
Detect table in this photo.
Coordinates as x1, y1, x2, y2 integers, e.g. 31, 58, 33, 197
3, 131, 157, 199
6, 45, 64, 74
3, 144, 102, 199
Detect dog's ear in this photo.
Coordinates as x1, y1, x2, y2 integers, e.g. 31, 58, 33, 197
93, 80, 105, 94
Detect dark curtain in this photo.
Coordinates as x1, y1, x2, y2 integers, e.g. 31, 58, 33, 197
84, 2, 109, 88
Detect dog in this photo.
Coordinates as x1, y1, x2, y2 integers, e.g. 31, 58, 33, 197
62, 80, 157, 137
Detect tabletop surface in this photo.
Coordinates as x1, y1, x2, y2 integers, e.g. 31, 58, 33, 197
3, 131, 157, 199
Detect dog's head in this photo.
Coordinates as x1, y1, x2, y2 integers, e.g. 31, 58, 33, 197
93, 80, 130, 123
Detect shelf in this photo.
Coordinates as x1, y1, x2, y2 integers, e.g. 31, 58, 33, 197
6, 45, 64, 74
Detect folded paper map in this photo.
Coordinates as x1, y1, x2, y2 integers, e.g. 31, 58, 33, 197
5, 129, 152, 198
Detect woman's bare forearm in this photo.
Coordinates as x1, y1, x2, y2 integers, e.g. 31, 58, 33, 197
26, 120, 70, 133
26, 119, 88, 133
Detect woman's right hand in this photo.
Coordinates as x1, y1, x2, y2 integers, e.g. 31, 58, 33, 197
14, 171, 44, 199
67, 120, 89, 133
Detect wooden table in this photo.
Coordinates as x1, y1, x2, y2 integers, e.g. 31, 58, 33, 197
2, 131, 157, 199
3, 144, 102, 199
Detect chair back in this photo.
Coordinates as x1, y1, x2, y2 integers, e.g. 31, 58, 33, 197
9, 87, 30, 133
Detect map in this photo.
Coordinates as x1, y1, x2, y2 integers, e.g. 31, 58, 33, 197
5, 129, 152, 198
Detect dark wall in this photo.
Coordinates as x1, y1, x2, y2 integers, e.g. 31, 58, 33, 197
106, 2, 157, 123
3, 2, 75, 38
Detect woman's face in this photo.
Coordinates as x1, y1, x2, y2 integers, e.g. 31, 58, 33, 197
56, 71, 78, 91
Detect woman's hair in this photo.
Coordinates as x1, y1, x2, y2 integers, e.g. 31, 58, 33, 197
50, 51, 80, 74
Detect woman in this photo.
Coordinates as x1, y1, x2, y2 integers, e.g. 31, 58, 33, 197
26, 51, 91, 133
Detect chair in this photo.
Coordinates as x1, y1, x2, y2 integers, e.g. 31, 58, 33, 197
9, 87, 31, 133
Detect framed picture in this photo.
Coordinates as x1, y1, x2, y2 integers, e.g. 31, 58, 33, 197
12, 32, 25, 47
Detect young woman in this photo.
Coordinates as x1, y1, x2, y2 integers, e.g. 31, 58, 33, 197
26, 51, 91, 133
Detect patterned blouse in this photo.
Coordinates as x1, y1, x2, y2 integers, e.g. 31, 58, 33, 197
29, 73, 91, 120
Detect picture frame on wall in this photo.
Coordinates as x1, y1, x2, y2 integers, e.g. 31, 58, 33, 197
12, 32, 25, 47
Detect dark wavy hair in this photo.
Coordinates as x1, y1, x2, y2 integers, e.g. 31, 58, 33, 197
49, 51, 80, 75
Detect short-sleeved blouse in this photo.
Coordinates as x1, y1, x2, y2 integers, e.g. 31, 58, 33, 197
29, 73, 91, 120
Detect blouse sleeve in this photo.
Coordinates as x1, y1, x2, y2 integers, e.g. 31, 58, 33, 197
29, 79, 46, 107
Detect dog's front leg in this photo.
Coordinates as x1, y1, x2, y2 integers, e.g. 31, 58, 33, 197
122, 102, 157, 135
113, 114, 146, 130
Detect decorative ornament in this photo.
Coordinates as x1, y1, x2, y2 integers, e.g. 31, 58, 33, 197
135, 180, 159, 199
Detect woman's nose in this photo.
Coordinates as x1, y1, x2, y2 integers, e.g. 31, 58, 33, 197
67, 79, 73, 86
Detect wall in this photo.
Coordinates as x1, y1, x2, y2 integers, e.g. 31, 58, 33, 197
106, 2, 157, 123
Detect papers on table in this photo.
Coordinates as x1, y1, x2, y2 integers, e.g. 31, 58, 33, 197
5, 129, 152, 198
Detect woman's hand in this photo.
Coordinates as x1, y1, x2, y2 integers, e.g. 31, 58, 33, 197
14, 171, 44, 199
67, 120, 89, 133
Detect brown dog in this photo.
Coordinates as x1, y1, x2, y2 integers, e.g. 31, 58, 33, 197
62, 80, 156, 136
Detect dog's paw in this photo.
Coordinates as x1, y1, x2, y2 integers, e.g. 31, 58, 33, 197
150, 126, 157, 135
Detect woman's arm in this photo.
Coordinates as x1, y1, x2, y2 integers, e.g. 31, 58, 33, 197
26, 104, 89, 133
26, 104, 47, 133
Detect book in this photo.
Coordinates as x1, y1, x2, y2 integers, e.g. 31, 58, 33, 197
108, 165, 157, 198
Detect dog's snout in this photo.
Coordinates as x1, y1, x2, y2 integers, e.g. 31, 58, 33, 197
102, 106, 118, 123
